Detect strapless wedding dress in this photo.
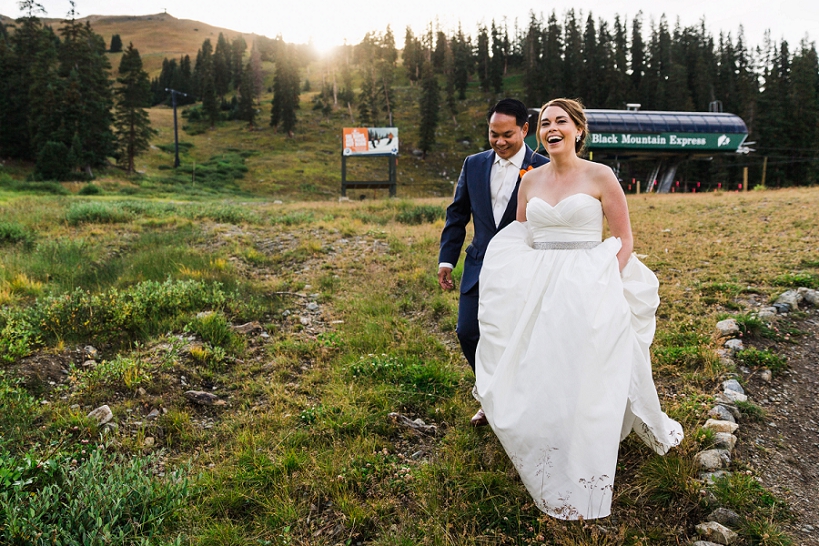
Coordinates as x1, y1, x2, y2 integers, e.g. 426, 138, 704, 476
475, 194, 683, 520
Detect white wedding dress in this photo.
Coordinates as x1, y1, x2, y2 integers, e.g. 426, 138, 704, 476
475, 193, 683, 520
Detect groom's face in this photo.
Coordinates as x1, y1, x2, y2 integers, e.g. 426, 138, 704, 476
488, 113, 528, 160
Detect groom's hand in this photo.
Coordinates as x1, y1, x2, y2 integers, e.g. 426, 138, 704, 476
438, 267, 454, 290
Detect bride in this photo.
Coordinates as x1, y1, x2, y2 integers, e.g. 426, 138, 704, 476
474, 98, 683, 520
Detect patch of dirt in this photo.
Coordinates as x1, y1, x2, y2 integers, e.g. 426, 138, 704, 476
733, 307, 819, 544
13, 348, 86, 390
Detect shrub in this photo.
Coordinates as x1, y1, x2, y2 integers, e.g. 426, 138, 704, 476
0, 222, 35, 247
185, 311, 242, 352
735, 348, 788, 375
78, 183, 101, 195
34, 141, 72, 181
772, 272, 819, 289
396, 204, 445, 225
0, 279, 228, 361
0, 448, 189, 545
65, 202, 132, 225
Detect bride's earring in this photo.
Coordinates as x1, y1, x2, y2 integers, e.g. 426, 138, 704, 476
576, 134, 581, 142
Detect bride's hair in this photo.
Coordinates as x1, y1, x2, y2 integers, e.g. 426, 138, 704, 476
536, 98, 589, 155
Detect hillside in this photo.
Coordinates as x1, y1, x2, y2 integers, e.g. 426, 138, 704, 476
0, 12, 256, 76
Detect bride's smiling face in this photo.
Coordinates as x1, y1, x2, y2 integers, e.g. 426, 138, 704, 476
539, 106, 582, 155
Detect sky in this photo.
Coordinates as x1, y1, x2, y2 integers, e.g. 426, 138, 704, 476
1, 0, 817, 53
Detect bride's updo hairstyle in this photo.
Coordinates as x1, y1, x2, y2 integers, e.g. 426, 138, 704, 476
536, 98, 589, 155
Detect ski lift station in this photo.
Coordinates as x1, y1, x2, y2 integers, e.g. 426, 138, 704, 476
526, 105, 750, 193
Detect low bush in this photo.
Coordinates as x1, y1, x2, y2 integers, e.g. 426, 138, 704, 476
78, 183, 102, 195
772, 272, 819, 289
396, 204, 445, 225
735, 348, 788, 375
0, 278, 228, 361
65, 202, 132, 225
0, 448, 189, 546
0, 222, 35, 247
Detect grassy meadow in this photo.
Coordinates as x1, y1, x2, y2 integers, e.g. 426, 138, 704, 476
0, 186, 816, 545
1, 11, 817, 545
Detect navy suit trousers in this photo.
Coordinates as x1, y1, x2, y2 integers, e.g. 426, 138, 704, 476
457, 283, 480, 372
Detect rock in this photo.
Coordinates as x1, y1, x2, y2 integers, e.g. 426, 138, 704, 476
273, 200, 283, 205
772, 303, 790, 314
260, 332, 270, 339
723, 339, 744, 353
696, 521, 739, 545
695, 449, 731, 471
716, 319, 740, 337
775, 290, 802, 311
713, 432, 738, 451
388, 412, 437, 434
87, 405, 113, 425
232, 321, 262, 335
714, 396, 742, 417
82, 359, 97, 368
699, 470, 732, 483
137, 387, 147, 396
83, 345, 98, 359
692, 542, 724, 546
757, 307, 777, 321
800, 288, 819, 306
760, 369, 772, 382
722, 379, 744, 395
704, 419, 740, 434
299, 316, 311, 326
101, 422, 118, 435
184, 390, 226, 406
306, 302, 319, 312
720, 390, 747, 403
708, 405, 736, 423
143, 436, 155, 447
708, 507, 741, 527
412, 148, 424, 157
146, 409, 160, 420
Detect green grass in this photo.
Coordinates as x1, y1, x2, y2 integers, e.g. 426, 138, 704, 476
1, 181, 815, 545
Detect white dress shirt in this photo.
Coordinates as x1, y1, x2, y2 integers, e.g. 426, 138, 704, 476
439, 145, 527, 271
490, 145, 527, 227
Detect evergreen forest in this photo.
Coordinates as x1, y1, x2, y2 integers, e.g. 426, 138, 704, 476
1, 7, 818, 188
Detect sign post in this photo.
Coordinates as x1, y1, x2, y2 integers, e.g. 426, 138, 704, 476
341, 127, 399, 197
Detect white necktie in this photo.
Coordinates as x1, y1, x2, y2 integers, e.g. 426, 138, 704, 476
492, 159, 512, 226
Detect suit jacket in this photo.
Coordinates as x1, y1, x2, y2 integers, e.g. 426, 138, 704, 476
439, 145, 549, 293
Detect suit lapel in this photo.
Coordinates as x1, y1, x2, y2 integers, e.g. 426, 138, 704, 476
498, 147, 535, 229
475, 151, 495, 228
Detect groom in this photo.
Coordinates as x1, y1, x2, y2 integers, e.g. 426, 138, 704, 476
438, 98, 549, 426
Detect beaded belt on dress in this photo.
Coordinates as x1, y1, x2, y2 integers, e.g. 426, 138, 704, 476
533, 241, 600, 249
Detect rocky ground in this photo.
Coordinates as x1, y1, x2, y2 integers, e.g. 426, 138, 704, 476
734, 307, 819, 545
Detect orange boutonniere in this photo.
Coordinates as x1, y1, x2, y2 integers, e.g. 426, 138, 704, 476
520, 165, 534, 178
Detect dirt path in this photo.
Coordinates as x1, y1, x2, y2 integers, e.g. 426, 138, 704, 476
734, 306, 819, 544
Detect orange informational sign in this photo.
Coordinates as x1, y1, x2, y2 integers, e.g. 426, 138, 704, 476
343, 127, 399, 155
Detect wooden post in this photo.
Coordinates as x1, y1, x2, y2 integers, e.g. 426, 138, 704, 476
636, 180, 640, 194
743, 166, 748, 191
761, 156, 768, 187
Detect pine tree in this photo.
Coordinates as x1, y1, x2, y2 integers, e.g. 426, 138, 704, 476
231, 35, 247, 88
417, 61, 439, 158
562, 10, 582, 97
489, 21, 504, 93
213, 33, 232, 99
237, 60, 256, 127
451, 24, 472, 99
476, 26, 490, 91
630, 13, 645, 95
403, 27, 422, 83
522, 13, 544, 107
109, 33, 122, 53
113, 43, 154, 174
270, 47, 300, 135
51, 13, 114, 173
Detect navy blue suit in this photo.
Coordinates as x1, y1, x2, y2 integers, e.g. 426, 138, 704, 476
439, 145, 549, 370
